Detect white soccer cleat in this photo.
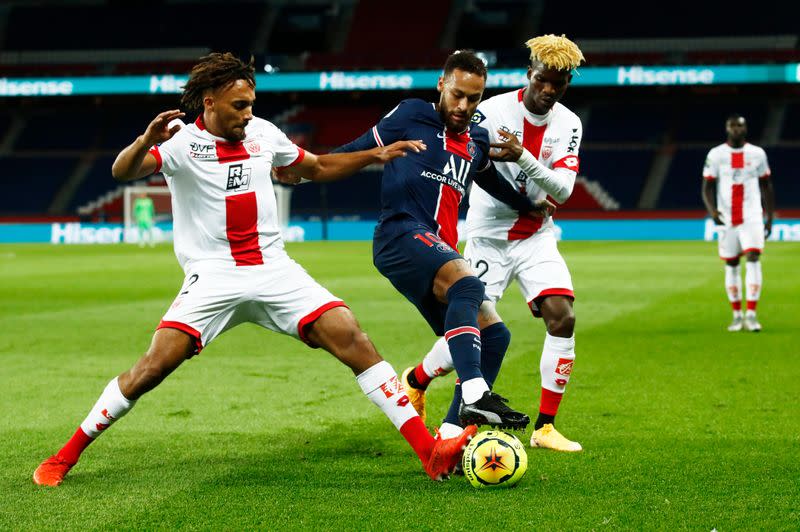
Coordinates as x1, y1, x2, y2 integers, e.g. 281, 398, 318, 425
727, 316, 744, 332
744, 314, 762, 332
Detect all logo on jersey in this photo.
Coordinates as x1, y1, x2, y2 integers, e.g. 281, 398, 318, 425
442, 155, 471, 190
226, 164, 252, 191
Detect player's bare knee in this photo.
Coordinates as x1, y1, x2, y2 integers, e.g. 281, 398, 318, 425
546, 309, 575, 337
477, 300, 502, 329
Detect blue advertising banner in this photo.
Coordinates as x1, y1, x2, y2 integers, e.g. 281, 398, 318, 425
2, 219, 799, 244
2, 63, 799, 97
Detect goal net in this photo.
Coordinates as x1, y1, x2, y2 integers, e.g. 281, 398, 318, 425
122, 183, 299, 244
122, 186, 173, 244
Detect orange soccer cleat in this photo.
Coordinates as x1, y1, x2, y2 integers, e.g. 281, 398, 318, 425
424, 425, 478, 481
33, 455, 73, 487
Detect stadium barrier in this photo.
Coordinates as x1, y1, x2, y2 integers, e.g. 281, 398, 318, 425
1, 219, 799, 244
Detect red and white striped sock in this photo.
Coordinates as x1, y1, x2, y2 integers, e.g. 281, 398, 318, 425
356, 361, 433, 463
58, 377, 136, 465
539, 334, 575, 417
745, 260, 762, 314
725, 264, 743, 316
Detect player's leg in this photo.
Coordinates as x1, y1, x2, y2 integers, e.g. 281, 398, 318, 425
720, 226, 744, 331
518, 231, 581, 451
439, 300, 511, 438
33, 329, 196, 486
432, 259, 528, 429
304, 305, 476, 480
404, 237, 512, 424
740, 222, 765, 332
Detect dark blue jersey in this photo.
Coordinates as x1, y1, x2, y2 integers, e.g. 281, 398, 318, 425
335, 99, 535, 250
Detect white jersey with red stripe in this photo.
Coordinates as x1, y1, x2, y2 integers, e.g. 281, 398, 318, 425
703, 142, 770, 227
466, 89, 582, 240
150, 116, 304, 272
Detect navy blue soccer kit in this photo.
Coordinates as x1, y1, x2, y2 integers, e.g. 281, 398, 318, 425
335, 98, 535, 394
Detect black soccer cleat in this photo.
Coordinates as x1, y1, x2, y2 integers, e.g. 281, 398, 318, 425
458, 391, 530, 430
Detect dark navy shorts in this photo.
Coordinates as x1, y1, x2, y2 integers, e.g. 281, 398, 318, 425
373, 225, 463, 336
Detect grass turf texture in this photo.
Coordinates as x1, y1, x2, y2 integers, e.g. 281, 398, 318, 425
1, 241, 798, 530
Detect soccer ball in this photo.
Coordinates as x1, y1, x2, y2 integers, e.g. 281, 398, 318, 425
462, 430, 527, 488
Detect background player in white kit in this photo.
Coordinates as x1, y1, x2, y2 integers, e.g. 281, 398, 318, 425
702, 114, 775, 332
33, 53, 476, 487
401, 35, 585, 452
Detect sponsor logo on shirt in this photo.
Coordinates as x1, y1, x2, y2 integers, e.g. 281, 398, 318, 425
567, 129, 579, 153
190, 142, 215, 159
226, 164, 252, 191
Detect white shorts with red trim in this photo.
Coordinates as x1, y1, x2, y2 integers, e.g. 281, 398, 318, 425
718, 221, 765, 260
463, 227, 574, 318
158, 250, 345, 352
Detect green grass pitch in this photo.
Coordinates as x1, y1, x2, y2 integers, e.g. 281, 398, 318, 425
1, 241, 798, 530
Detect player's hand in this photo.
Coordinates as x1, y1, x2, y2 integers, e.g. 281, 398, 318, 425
765, 218, 773, 237
372, 140, 427, 162
272, 167, 303, 185
489, 129, 523, 162
711, 210, 724, 225
530, 198, 556, 218
142, 109, 185, 147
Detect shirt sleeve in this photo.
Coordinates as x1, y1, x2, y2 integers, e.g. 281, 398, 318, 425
148, 137, 180, 175
272, 127, 306, 168
756, 149, 771, 179
702, 150, 719, 180
550, 114, 582, 174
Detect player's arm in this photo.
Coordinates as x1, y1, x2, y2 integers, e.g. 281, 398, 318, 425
283, 140, 426, 183
489, 129, 575, 203
760, 177, 775, 237
112, 110, 185, 182
701, 179, 723, 224
473, 162, 555, 218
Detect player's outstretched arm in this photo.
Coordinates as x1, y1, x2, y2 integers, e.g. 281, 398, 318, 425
760, 177, 775, 236
112, 110, 185, 182
490, 129, 575, 203
282, 140, 426, 183
473, 162, 555, 218
701, 179, 723, 225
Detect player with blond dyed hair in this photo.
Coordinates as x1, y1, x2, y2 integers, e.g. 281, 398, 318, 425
402, 35, 586, 453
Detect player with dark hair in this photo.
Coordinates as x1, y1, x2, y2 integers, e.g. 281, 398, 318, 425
402, 35, 587, 452
702, 114, 774, 332
283, 50, 554, 430
33, 52, 476, 487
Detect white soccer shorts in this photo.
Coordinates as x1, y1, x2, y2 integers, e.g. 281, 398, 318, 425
463, 227, 574, 318
158, 250, 345, 353
718, 221, 765, 260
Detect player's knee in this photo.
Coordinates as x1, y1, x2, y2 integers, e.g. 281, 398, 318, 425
746, 251, 760, 262
447, 275, 485, 306
726, 258, 740, 266
546, 309, 575, 337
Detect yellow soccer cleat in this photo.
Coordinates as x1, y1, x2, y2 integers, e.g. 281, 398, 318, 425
530, 424, 582, 452
401, 367, 427, 424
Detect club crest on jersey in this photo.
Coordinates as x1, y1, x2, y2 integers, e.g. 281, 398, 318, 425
466, 140, 478, 159
244, 140, 261, 154
226, 164, 252, 191
541, 145, 553, 160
